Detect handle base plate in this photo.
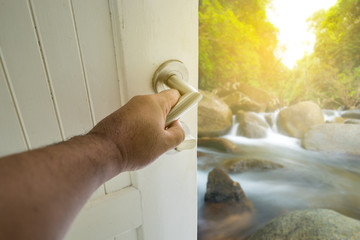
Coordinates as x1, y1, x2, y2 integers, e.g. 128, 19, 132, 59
152, 60, 189, 93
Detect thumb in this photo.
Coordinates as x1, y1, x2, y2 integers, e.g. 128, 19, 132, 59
163, 120, 186, 149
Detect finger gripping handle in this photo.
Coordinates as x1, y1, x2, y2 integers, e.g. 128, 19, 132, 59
152, 60, 202, 126
152, 60, 202, 151
166, 91, 202, 126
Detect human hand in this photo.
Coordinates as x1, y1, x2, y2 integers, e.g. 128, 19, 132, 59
89, 89, 185, 171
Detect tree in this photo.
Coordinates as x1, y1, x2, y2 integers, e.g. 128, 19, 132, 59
199, 0, 285, 92
301, 0, 360, 108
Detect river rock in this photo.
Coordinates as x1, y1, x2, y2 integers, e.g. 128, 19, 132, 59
221, 157, 283, 173
344, 119, 360, 124
249, 209, 360, 240
277, 101, 324, 138
212, 85, 238, 98
302, 123, 360, 156
341, 109, 360, 119
204, 167, 254, 219
198, 168, 255, 240
237, 83, 280, 112
205, 168, 248, 204
198, 90, 233, 137
222, 92, 263, 112
201, 168, 255, 239
213, 83, 280, 112
198, 137, 242, 153
236, 111, 269, 138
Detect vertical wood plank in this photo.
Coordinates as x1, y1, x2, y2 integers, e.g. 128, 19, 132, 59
0, 50, 28, 156
109, 0, 131, 104
0, 1, 62, 149
30, 0, 93, 138
71, 0, 122, 123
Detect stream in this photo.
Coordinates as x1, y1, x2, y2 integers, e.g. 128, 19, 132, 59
197, 109, 360, 238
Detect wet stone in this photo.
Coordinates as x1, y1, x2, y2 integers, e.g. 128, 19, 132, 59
344, 119, 360, 124
277, 101, 324, 138
236, 111, 269, 138
198, 90, 233, 137
221, 157, 283, 173
302, 123, 360, 156
341, 110, 360, 120
205, 167, 246, 204
249, 209, 360, 240
198, 137, 242, 154
204, 168, 254, 218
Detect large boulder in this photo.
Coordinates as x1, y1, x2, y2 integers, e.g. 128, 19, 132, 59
212, 86, 237, 98
249, 209, 360, 240
236, 111, 269, 138
222, 92, 263, 113
213, 83, 281, 112
198, 90, 233, 137
302, 123, 360, 156
237, 83, 280, 112
277, 101, 324, 138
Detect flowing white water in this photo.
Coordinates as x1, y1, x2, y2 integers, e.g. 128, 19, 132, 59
198, 109, 360, 237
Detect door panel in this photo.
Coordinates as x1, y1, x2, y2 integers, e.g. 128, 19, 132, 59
0, 0, 62, 149
0, 0, 198, 239
110, 0, 198, 239
31, 0, 94, 138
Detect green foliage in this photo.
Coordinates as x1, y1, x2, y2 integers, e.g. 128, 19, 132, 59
199, 0, 359, 109
199, 0, 285, 92
309, 0, 360, 70
291, 0, 360, 108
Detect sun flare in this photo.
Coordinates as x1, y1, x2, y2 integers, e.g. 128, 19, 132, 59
267, 0, 337, 69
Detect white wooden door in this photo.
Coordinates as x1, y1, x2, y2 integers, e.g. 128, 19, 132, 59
0, 0, 198, 239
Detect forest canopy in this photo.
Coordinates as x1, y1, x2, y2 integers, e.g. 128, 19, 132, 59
199, 0, 360, 109
295, 0, 360, 108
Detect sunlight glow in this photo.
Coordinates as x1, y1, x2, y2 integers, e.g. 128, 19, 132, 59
267, 0, 337, 69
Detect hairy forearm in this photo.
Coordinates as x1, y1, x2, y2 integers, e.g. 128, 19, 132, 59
0, 90, 184, 240
0, 134, 122, 240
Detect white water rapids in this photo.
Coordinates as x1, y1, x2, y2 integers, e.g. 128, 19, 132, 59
197, 109, 360, 236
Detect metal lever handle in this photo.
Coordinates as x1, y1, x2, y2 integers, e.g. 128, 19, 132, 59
152, 60, 202, 151
165, 89, 202, 127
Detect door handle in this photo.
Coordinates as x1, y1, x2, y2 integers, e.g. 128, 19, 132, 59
152, 60, 202, 151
